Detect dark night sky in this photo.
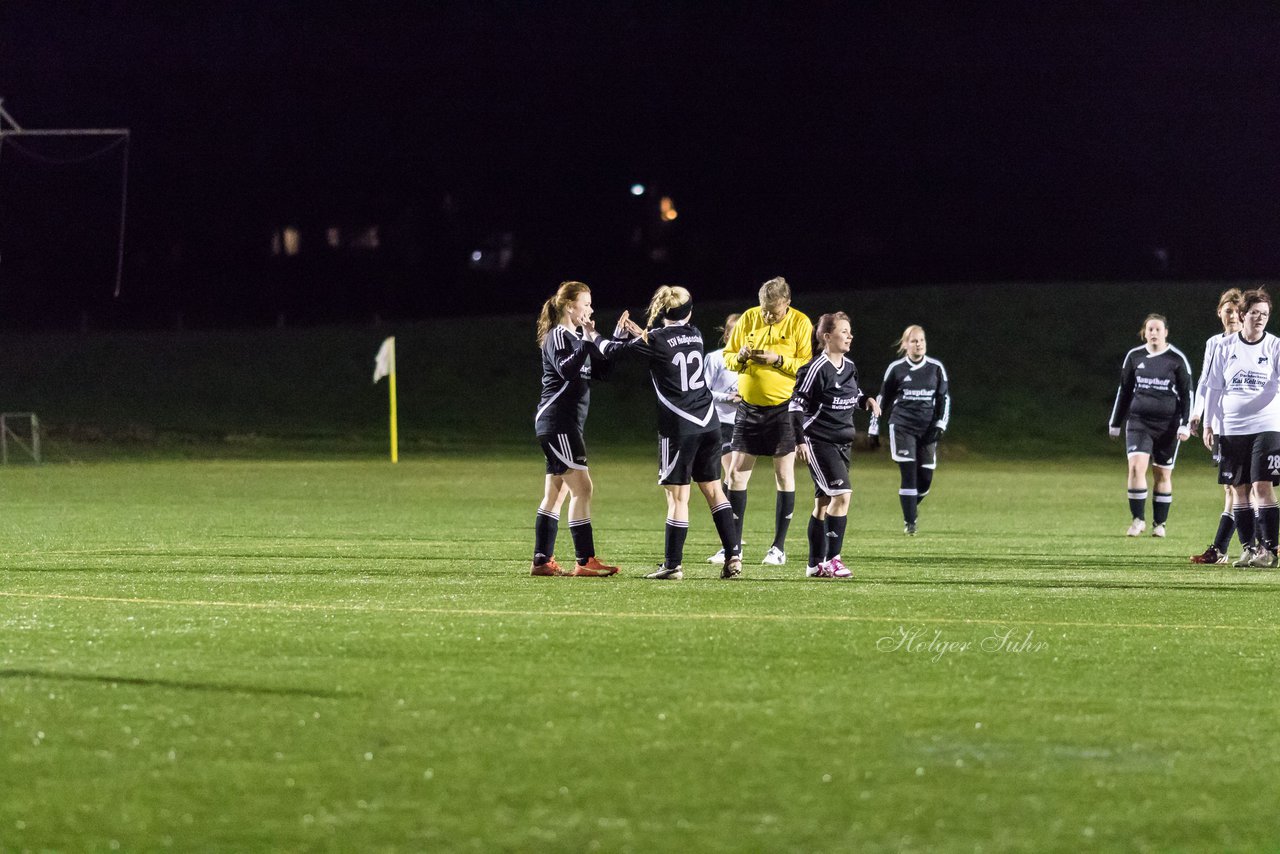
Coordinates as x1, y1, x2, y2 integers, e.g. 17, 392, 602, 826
1, 1, 1279, 324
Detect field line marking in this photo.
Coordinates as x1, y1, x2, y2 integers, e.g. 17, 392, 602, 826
1, 591, 1277, 632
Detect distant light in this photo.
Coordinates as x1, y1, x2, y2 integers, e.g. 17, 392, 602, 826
326, 227, 341, 249
630, 184, 645, 196
471, 250, 483, 262
660, 196, 678, 222
283, 226, 301, 256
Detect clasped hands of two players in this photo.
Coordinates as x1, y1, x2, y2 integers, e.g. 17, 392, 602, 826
615, 311, 649, 342
1108, 424, 1193, 442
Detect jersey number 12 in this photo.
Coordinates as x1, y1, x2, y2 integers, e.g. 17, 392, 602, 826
672, 351, 706, 392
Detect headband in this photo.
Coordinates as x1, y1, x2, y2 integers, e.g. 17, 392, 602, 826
663, 301, 692, 321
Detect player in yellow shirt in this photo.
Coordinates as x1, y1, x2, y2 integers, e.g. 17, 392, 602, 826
721, 276, 814, 565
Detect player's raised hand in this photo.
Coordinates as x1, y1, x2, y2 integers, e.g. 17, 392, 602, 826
613, 310, 633, 338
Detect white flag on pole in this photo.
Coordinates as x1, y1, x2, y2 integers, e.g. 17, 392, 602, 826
373, 337, 395, 382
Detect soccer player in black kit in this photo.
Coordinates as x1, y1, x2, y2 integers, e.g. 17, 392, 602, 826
531, 280, 625, 577
790, 312, 880, 578
615, 286, 745, 580
868, 325, 951, 535
1108, 313, 1194, 538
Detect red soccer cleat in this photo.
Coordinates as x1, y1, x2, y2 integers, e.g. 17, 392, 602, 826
571, 556, 620, 577
530, 556, 567, 576
1189, 546, 1228, 565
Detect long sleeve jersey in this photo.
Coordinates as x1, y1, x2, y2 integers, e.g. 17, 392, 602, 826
1108, 345, 1193, 430
534, 324, 614, 434
614, 321, 719, 439
1203, 331, 1280, 436
789, 353, 870, 445
1190, 333, 1230, 429
702, 347, 739, 425
723, 306, 813, 406
868, 356, 951, 437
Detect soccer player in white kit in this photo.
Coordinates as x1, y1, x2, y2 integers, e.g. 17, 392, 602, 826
1187, 288, 1243, 564
1202, 288, 1280, 568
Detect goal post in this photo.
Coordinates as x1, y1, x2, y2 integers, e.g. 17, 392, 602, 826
1, 412, 41, 464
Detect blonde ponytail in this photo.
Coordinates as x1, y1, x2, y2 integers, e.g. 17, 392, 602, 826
646, 285, 692, 326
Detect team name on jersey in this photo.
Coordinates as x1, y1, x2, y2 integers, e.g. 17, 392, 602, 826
1135, 375, 1172, 392
1229, 370, 1273, 392
664, 333, 703, 347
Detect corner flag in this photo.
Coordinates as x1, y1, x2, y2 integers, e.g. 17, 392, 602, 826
373, 337, 398, 463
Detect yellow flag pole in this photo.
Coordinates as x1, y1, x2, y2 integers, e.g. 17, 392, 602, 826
388, 337, 399, 463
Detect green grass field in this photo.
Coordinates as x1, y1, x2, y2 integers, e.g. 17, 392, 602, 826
3, 451, 1279, 852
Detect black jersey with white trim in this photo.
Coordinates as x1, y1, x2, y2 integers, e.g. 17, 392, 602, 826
869, 356, 950, 437
616, 322, 719, 438
535, 325, 612, 434
1108, 345, 1193, 429
789, 353, 868, 444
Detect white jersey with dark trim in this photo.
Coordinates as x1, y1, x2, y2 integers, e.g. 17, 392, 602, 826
617, 322, 719, 439
789, 353, 867, 444
1108, 345, 1193, 429
869, 356, 950, 437
1204, 331, 1280, 436
703, 348, 739, 425
1191, 332, 1231, 429
535, 325, 612, 434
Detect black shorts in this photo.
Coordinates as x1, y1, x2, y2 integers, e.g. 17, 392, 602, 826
538, 431, 588, 476
718, 421, 735, 457
1126, 417, 1179, 469
1218, 432, 1280, 486
888, 424, 938, 468
806, 440, 852, 497
730, 401, 797, 457
659, 430, 722, 486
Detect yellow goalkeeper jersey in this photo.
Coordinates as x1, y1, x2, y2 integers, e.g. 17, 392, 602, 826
724, 305, 813, 406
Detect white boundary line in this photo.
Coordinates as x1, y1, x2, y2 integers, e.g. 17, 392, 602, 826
0, 591, 1276, 633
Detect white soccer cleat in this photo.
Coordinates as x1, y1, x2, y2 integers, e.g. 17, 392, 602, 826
707, 543, 743, 565
1233, 547, 1259, 568
1247, 549, 1279, 570
806, 563, 834, 578
1152, 523, 1167, 538
761, 546, 787, 566
1126, 518, 1146, 537
645, 564, 684, 580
